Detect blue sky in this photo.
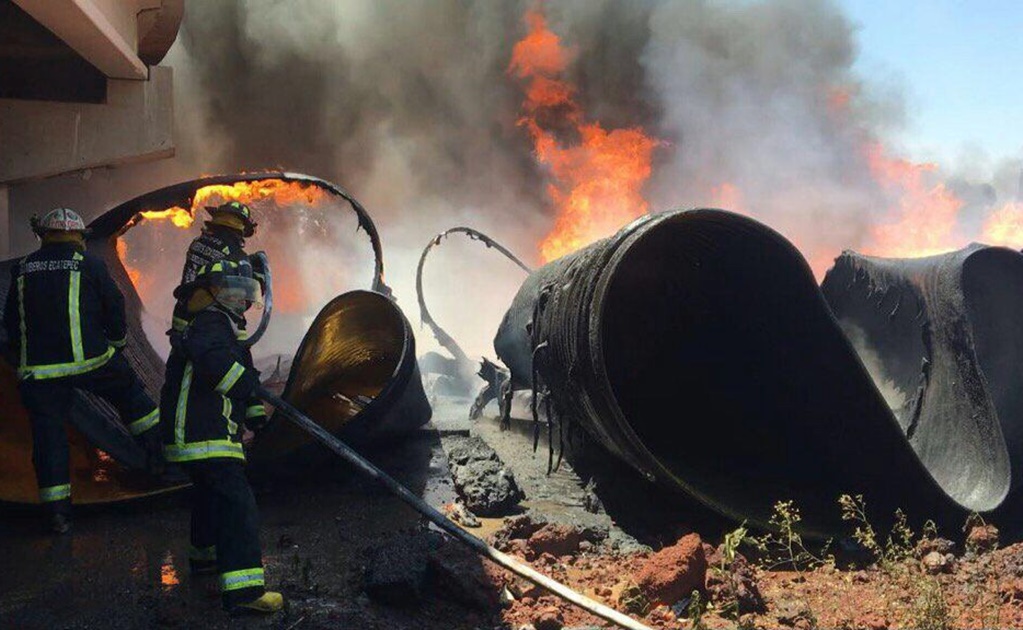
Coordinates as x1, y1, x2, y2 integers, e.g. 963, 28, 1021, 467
838, 0, 1023, 166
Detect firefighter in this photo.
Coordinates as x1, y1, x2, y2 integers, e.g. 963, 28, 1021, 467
172, 200, 268, 432
160, 258, 283, 614
1, 208, 163, 534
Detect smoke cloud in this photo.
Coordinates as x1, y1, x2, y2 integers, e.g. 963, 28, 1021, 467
10, 0, 1021, 361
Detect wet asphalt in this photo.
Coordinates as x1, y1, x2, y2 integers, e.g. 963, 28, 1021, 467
0, 417, 497, 630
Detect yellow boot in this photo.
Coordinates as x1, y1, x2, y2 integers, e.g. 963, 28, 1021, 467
232, 591, 284, 615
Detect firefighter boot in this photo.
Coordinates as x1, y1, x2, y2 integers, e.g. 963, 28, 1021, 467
231, 591, 284, 615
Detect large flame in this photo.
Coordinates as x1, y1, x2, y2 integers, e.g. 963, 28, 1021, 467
510, 8, 661, 263
862, 142, 964, 258
117, 179, 329, 313
980, 201, 1023, 249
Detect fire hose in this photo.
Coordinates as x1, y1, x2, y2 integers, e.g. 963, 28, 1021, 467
257, 386, 653, 630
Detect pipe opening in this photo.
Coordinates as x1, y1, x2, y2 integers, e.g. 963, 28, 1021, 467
251, 290, 414, 463
596, 211, 1006, 524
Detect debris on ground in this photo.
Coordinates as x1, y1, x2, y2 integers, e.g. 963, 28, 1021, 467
444, 500, 482, 528
967, 523, 1000, 554
922, 550, 953, 575
634, 532, 707, 605
706, 552, 766, 615
446, 436, 525, 516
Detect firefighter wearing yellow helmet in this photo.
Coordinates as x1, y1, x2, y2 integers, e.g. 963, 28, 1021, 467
1, 208, 163, 534
159, 259, 282, 614
171, 200, 269, 430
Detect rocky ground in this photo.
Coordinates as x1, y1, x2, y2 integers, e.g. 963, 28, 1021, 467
2, 392, 1023, 629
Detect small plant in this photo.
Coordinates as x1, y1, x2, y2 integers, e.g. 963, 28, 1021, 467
838, 494, 915, 571
722, 522, 748, 565
838, 493, 881, 558
686, 589, 708, 630
885, 508, 915, 565
710, 523, 748, 619
910, 577, 951, 630
747, 500, 831, 572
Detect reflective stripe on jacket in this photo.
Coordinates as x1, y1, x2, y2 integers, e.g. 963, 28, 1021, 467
160, 308, 260, 463
2, 243, 125, 380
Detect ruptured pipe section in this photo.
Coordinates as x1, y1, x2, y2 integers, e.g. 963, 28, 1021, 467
259, 386, 653, 630
495, 209, 1021, 537
415, 227, 531, 372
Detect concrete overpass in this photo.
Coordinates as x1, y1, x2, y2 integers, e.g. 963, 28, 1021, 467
0, 0, 183, 258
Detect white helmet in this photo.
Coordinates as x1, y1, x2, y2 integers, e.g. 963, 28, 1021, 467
31, 208, 90, 236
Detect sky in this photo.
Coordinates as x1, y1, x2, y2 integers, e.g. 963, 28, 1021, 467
838, 0, 1023, 167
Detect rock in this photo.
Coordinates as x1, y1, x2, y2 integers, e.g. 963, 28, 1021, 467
617, 581, 650, 616
444, 501, 481, 528
999, 579, 1023, 603
364, 530, 445, 606
427, 540, 505, 612
921, 551, 951, 575
853, 612, 889, 630
967, 524, 999, 553
707, 554, 766, 614
774, 598, 815, 628
528, 524, 584, 557
492, 515, 549, 551
915, 537, 955, 559
447, 437, 525, 516
533, 606, 564, 630
634, 533, 707, 605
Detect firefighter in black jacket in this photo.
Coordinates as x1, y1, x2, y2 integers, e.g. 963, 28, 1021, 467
1, 208, 163, 534
160, 258, 283, 614
172, 200, 269, 432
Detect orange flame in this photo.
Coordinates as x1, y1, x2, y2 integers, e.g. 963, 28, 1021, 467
980, 202, 1023, 249
863, 142, 964, 258
139, 207, 194, 228
510, 8, 660, 263
118, 179, 328, 313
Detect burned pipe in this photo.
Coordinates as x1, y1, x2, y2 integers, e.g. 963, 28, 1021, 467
496, 209, 1020, 536
416, 227, 531, 373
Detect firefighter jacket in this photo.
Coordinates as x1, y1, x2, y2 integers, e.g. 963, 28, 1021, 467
161, 306, 263, 463
2, 242, 127, 381
172, 224, 249, 332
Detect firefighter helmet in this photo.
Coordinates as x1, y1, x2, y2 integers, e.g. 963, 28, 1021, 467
30, 208, 91, 236
205, 201, 258, 237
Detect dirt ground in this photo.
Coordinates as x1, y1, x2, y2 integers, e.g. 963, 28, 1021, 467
2, 394, 1022, 630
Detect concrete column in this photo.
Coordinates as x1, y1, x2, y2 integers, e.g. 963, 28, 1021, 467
0, 186, 9, 261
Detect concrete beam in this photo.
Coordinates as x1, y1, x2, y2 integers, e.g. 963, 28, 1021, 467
0, 187, 9, 261
12, 0, 148, 80
0, 66, 174, 185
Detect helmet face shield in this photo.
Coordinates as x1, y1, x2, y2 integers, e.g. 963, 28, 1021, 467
213, 275, 263, 315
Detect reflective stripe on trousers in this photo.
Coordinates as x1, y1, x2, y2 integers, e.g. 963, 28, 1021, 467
221, 567, 264, 592
39, 483, 71, 503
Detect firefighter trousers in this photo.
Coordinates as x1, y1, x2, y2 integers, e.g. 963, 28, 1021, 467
185, 459, 266, 608
17, 354, 160, 514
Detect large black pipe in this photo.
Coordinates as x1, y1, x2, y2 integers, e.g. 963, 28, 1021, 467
496, 209, 1021, 536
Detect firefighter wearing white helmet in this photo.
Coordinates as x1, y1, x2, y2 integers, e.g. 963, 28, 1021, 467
2, 208, 164, 534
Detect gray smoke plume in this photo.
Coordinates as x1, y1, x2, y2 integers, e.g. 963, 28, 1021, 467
10, 0, 1020, 360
